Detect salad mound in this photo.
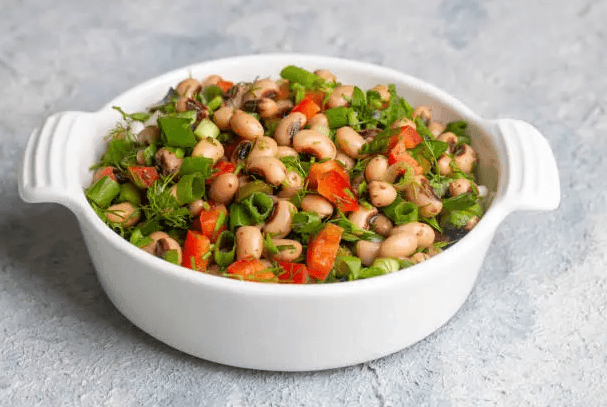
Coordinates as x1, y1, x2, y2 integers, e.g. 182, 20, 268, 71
86, 65, 485, 283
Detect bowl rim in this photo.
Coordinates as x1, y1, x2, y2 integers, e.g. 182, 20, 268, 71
80, 53, 507, 296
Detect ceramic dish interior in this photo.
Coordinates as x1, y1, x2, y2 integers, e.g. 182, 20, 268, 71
19, 54, 560, 371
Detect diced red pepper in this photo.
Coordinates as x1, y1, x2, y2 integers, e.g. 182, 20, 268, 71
277, 80, 291, 100
304, 91, 325, 108
388, 126, 423, 150
216, 80, 233, 93
317, 170, 359, 213
307, 160, 349, 189
227, 258, 277, 282
193, 204, 228, 242
276, 261, 309, 284
387, 149, 423, 175
206, 161, 236, 185
127, 166, 159, 189
306, 224, 343, 281
96, 166, 117, 182
181, 230, 211, 272
292, 96, 321, 120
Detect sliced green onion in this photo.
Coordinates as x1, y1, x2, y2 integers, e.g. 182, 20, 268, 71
194, 118, 220, 140
240, 192, 274, 224
180, 156, 214, 176
381, 198, 418, 225
371, 258, 400, 273
158, 116, 198, 148
204, 85, 224, 102
229, 203, 252, 230
129, 228, 153, 248
163, 250, 180, 265
280, 65, 319, 88
176, 173, 205, 204
235, 180, 273, 202
142, 144, 157, 166
334, 256, 361, 279
206, 95, 223, 112
325, 107, 350, 129
85, 175, 120, 208
118, 183, 141, 206
214, 230, 236, 267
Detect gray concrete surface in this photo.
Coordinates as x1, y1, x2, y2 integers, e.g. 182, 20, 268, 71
1, 0, 606, 405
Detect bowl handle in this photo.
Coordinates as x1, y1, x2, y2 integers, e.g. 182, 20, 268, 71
496, 119, 561, 212
19, 111, 88, 212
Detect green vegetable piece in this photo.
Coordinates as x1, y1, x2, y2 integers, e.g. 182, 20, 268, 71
129, 229, 153, 248
240, 192, 273, 224
359, 128, 397, 155
229, 203, 252, 230
158, 116, 198, 148
163, 250, 180, 265
214, 230, 236, 267
280, 65, 320, 89
180, 156, 214, 176
176, 173, 205, 204
442, 192, 478, 211
350, 86, 366, 108
206, 95, 223, 112
85, 175, 120, 208
349, 265, 386, 280
291, 211, 323, 239
325, 107, 350, 129
98, 137, 138, 169
334, 256, 362, 279
445, 120, 468, 138
118, 183, 141, 206
382, 198, 418, 225
141, 144, 158, 166
235, 180, 273, 202
263, 233, 280, 255
204, 85, 224, 102
194, 118, 220, 140
112, 106, 152, 123
371, 258, 400, 273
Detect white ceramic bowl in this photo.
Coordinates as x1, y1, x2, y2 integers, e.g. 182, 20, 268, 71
19, 54, 560, 371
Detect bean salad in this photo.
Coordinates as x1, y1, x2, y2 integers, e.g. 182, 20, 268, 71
86, 65, 486, 283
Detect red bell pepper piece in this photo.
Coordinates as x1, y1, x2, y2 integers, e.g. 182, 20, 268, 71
276, 261, 309, 284
304, 91, 325, 108
127, 166, 160, 189
227, 258, 277, 282
291, 96, 321, 120
277, 80, 291, 100
388, 126, 423, 150
206, 161, 236, 185
96, 166, 117, 182
306, 224, 343, 281
317, 170, 359, 212
307, 159, 350, 189
181, 230, 211, 272
216, 80, 233, 93
193, 204, 228, 242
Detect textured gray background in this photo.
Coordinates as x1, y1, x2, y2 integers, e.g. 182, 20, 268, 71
1, 0, 605, 406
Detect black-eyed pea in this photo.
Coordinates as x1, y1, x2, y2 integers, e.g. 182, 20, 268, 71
301, 195, 333, 218
349, 206, 379, 230
463, 216, 479, 231
136, 126, 160, 145
201, 74, 223, 87
404, 176, 443, 218
250, 78, 280, 100
209, 173, 239, 205
275, 100, 294, 116
274, 112, 307, 146
257, 98, 278, 119
263, 200, 297, 238
292, 129, 337, 160
368, 181, 397, 208
370, 214, 393, 236
412, 106, 432, 124
175, 78, 201, 98
314, 69, 337, 82
230, 110, 264, 140
277, 171, 303, 199
391, 118, 417, 130
437, 154, 452, 176
378, 233, 417, 260
213, 105, 234, 131
356, 240, 382, 266
336, 126, 366, 159
246, 157, 287, 187
390, 222, 435, 249
106, 202, 140, 227
235, 226, 263, 260
142, 231, 170, 254
155, 237, 183, 264
327, 85, 354, 108
454, 144, 477, 174
308, 113, 330, 137
276, 146, 298, 159
335, 152, 355, 170
192, 138, 224, 164
427, 121, 446, 137
449, 178, 472, 196
188, 199, 205, 217
248, 136, 278, 160
365, 156, 389, 182
437, 132, 458, 153
175, 96, 190, 113
371, 85, 390, 102
268, 239, 302, 262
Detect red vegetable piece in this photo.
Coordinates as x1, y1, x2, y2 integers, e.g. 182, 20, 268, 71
97, 166, 117, 182
317, 170, 359, 213
206, 161, 236, 185
127, 166, 160, 189
306, 224, 343, 281
181, 230, 211, 272
193, 205, 228, 242
276, 261, 309, 284
307, 159, 349, 189
292, 96, 321, 120
216, 80, 233, 93
304, 91, 325, 109
388, 126, 423, 150
227, 258, 277, 282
